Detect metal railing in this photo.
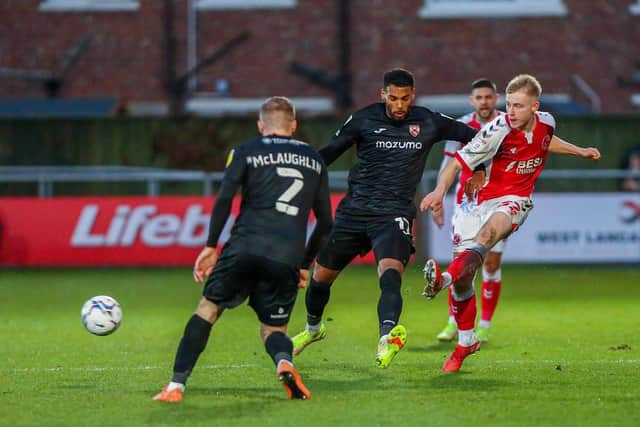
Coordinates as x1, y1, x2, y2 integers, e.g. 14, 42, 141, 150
1, 166, 639, 197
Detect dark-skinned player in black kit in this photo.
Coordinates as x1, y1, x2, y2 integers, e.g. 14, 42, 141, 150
291, 69, 478, 368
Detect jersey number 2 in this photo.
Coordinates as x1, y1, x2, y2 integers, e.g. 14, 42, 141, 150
276, 167, 304, 216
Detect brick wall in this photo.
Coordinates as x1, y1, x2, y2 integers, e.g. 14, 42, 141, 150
1, 0, 638, 113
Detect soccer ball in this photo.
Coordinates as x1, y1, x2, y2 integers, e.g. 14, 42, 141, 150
81, 295, 122, 336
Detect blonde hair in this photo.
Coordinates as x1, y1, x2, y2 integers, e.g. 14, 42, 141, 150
506, 74, 542, 97
259, 96, 296, 127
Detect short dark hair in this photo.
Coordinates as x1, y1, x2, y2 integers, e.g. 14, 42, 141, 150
383, 68, 414, 89
471, 78, 497, 92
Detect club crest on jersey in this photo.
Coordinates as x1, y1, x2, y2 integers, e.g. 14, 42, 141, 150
409, 124, 420, 137
541, 135, 551, 151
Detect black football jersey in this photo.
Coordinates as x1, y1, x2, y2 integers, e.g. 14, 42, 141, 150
320, 102, 477, 219
206, 135, 332, 267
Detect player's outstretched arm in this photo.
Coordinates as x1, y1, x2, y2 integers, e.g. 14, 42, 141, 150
431, 141, 461, 228
549, 136, 601, 160
420, 157, 462, 213
319, 114, 360, 165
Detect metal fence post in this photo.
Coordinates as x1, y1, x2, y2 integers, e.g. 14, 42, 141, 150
147, 180, 160, 197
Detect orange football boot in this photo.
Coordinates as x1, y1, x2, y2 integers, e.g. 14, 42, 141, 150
152, 384, 184, 403
277, 362, 311, 400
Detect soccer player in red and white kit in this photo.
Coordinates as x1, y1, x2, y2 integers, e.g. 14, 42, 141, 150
432, 79, 506, 344
420, 74, 601, 372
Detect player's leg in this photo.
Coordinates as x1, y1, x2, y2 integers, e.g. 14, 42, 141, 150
478, 248, 503, 342
304, 263, 340, 334
442, 211, 512, 371
262, 324, 311, 400
436, 205, 477, 340
374, 259, 408, 368
292, 219, 365, 355
425, 205, 507, 299
291, 262, 337, 355
442, 273, 480, 372
252, 259, 310, 399
424, 203, 482, 299
371, 217, 412, 368
153, 297, 224, 402
377, 259, 404, 337
154, 250, 251, 402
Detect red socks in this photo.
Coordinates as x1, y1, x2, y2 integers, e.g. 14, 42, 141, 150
481, 280, 502, 322
452, 294, 477, 331
447, 249, 483, 284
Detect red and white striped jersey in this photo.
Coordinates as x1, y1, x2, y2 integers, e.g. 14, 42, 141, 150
455, 111, 556, 203
442, 111, 504, 204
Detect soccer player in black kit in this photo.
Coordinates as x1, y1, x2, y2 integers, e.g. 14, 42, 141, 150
153, 97, 332, 402
291, 69, 478, 368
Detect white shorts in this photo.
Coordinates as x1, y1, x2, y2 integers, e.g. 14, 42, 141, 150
451, 195, 532, 253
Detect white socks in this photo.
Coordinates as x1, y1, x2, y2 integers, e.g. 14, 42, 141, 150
458, 329, 477, 347
306, 323, 321, 334
442, 272, 453, 288
482, 268, 501, 282
478, 319, 491, 329
451, 286, 475, 302
277, 359, 294, 371
167, 382, 185, 392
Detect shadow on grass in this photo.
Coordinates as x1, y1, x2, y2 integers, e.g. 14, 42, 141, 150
407, 342, 504, 354
426, 372, 509, 391
406, 342, 455, 354
143, 365, 511, 426
146, 398, 278, 425
189, 385, 274, 398
145, 385, 294, 424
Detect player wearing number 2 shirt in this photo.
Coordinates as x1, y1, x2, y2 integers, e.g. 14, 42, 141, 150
154, 97, 332, 403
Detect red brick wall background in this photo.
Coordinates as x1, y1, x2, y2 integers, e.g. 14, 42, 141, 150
1, 0, 638, 112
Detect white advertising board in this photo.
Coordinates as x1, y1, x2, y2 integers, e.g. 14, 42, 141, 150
426, 193, 640, 263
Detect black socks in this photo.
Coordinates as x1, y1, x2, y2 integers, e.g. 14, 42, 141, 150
171, 314, 212, 385
377, 269, 402, 337
305, 278, 332, 326
265, 331, 293, 366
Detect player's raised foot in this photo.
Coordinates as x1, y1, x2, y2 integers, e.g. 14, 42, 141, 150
292, 323, 326, 356
476, 326, 490, 343
152, 384, 184, 403
422, 259, 446, 299
436, 322, 458, 342
277, 361, 311, 400
375, 325, 407, 369
442, 340, 481, 372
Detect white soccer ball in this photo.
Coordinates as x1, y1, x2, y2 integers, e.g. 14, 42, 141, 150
81, 295, 122, 336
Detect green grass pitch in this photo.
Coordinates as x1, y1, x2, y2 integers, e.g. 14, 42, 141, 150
1, 265, 639, 426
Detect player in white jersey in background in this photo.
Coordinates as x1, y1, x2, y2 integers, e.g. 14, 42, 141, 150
433, 79, 506, 343
421, 74, 601, 372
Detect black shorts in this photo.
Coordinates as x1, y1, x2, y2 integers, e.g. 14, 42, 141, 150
316, 214, 414, 271
203, 251, 299, 326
